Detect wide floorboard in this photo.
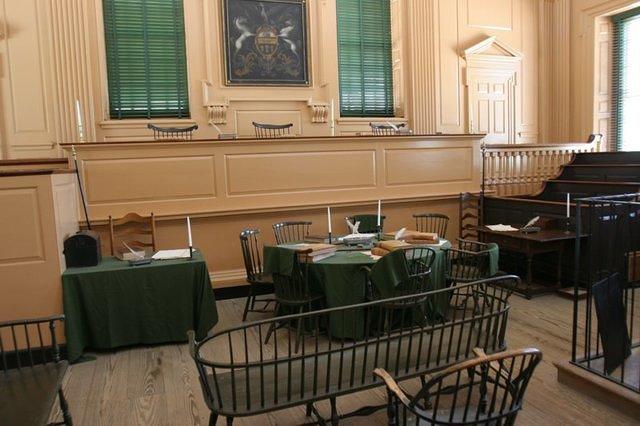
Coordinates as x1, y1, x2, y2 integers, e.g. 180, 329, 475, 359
50, 294, 639, 425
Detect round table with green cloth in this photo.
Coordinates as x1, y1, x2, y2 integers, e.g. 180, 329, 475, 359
263, 242, 456, 340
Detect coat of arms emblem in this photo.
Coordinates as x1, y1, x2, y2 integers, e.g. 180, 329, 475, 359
223, 0, 309, 85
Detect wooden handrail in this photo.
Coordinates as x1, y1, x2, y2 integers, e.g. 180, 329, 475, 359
482, 136, 600, 196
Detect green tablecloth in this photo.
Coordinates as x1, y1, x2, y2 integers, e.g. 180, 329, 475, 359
62, 251, 218, 363
264, 243, 451, 339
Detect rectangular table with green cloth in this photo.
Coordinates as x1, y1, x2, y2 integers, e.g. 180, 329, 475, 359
62, 251, 218, 363
263, 244, 451, 339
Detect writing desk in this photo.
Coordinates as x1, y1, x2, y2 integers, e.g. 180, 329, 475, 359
62, 251, 218, 362
478, 227, 581, 299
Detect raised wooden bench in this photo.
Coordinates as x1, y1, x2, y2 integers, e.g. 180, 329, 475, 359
0, 316, 72, 426
190, 275, 518, 425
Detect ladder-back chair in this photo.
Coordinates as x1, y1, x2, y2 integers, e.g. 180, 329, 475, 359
459, 192, 483, 241
147, 123, 198, 141
252, 122, 294, 139
375, 347, 542, 425
414, 213, 450, 238
272, 221, 312, 244
239, 228, 275, 321
108, 212, 157, 255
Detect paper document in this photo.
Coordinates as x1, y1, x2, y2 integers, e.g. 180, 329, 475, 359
486, 224, 519, 232
152, 249, 191, 260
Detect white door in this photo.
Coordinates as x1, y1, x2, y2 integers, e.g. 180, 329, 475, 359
0, 0, 57, 159
468, 72, 516, 144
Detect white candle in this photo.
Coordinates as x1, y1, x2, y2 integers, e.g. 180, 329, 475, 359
75, 99, 85, 140
566, 193, 570, 218
377, 200, 382, 226
327, 206, 332, 234
187, 216, 193, 247
330, 99, 336, 137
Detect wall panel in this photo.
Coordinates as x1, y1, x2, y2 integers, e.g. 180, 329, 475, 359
226, 150, 375, 195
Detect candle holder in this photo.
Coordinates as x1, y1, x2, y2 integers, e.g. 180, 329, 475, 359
189, 246, 194, 260
563, 217, 574, 234
376, 225, 382, 241
328, 232, 333, 245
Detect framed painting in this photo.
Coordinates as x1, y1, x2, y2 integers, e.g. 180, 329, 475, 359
222, 0, 310, 86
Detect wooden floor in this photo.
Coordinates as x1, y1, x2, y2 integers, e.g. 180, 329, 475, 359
50, 294, 640, 425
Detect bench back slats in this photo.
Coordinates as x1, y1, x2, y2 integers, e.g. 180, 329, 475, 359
0, 316, 64, 372
191, 276, 517, 416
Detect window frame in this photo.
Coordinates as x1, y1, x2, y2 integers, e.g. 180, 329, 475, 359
336, 0, 395, 119
611, 6, 640, 151
101, 0, 192, 120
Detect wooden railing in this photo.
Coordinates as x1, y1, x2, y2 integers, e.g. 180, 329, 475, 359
483, 136, 601, 196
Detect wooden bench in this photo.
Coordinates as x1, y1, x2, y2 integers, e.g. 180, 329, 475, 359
190, 275, 518, 425
0, 316, 72, 425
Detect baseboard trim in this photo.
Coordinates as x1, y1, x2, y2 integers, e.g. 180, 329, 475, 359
555, 360, 640, 418
210, 268, 247, 288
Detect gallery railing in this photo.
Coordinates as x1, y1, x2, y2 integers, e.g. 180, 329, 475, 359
571, 193, 640, 394
483, 137, 600, 196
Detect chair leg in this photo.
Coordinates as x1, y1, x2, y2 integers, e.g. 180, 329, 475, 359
419, 375, 432, 409
58, 389, 73, 426
242, 286, 254, 321
295, 305, 305, 353
226, 416, 234, 426
330, 397, 339, 426
306, 402, 313, 417
209, 412, 218, 426
386, 389, 396, 426
264, 303, 279, 344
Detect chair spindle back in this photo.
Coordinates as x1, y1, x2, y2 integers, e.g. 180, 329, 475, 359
147, 124, 198, 141
272, 221, 312, 244
252, 122, 294, 139
239, 228, 265, 283
0, 316, 64, 372
414, 213, 450, 238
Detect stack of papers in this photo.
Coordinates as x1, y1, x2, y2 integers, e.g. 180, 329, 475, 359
486, 224, 519, 232
152, 249, 191, 260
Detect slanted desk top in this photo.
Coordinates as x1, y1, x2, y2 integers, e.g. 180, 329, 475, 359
477, 227, 586, 243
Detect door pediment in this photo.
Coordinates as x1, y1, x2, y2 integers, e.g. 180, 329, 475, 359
463, 36, 522, 64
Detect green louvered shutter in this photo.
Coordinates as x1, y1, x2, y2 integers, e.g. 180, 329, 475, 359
611, 7, 640, 151
103, 0, 190, 119
336, 0, 394, 117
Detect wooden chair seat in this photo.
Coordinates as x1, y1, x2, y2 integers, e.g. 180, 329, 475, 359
0, 362, 68, 426
276, 291, 324, 308
249, 272, 273, 285
203, 325, 488, 416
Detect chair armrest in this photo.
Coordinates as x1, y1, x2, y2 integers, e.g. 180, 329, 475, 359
373, 368, 412, 406
472, 347, 511, 381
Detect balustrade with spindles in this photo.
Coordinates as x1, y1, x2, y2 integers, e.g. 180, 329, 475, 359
482, 140, 600, 196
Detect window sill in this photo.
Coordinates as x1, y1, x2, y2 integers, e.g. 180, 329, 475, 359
336, 117, 407, 124
99, 118, 197, 130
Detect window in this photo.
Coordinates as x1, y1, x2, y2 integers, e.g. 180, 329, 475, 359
336, 0, 394, 117
612, 7, 640, 151
103, 0, 189, 119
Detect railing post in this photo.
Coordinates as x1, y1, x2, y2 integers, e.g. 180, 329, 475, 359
571, 200, 582, 362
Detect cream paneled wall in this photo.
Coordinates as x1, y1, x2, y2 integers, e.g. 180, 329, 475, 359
0, 0, 552, 155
